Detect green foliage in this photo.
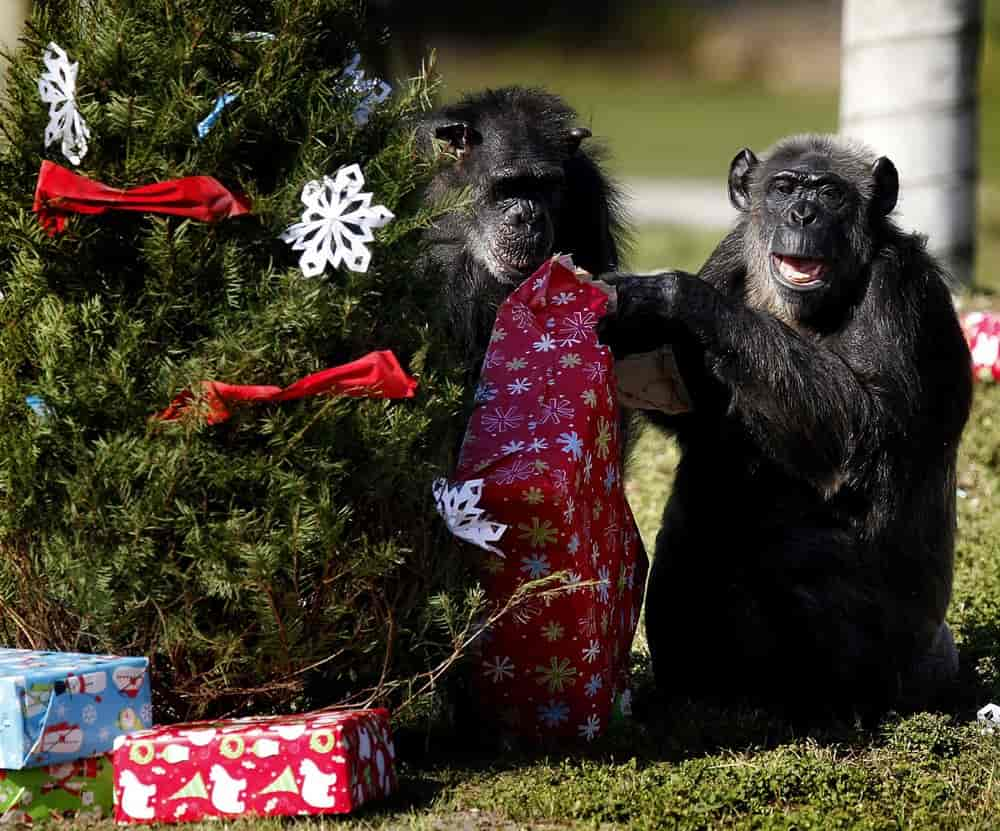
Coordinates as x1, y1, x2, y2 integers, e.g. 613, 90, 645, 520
0, 0, 476, 720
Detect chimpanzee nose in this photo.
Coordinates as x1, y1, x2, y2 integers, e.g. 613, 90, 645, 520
510, 198, 538, 227
789, 201, 818, 227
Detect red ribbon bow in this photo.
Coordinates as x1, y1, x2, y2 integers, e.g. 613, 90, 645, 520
33, 160, 252, 235
155, 350, 418, 424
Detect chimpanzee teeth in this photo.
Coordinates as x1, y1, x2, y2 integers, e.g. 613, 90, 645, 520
774, 255, 824, 284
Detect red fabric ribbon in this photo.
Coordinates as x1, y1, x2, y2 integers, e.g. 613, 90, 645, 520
155, 350, 418, 424
33, 160, 252, 235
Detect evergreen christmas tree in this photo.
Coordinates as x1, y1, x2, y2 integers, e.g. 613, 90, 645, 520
0, 0, 476, 720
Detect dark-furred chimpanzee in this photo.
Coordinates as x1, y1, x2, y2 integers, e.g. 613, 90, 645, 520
598, 134, 972, 717
419, 87, 626, 362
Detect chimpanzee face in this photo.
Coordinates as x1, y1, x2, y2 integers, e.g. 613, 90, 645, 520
762, 160, 856, 293
728, 138, 899, 319
432, 118, 591, 281
484, 162, 563, 274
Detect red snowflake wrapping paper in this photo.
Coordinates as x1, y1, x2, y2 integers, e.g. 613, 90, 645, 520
962, 310, 1000, 382
112, 709, 395, 824
448, 255, 647, 741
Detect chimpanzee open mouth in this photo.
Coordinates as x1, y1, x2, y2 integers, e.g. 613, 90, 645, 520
770, 254, 829, 291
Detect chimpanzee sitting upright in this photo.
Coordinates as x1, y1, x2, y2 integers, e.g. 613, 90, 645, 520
598, 134, 972, 717
419, 87, 626, 362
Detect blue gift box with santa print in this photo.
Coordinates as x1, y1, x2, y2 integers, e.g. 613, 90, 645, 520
0, 648, 152, 769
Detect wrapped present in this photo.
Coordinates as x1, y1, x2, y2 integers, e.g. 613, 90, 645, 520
0, 648, 151, 769
112, 708, 395, 824
962, 310, 1000, 381
438, 255, 647, 741
613, 346, 691, 414
0, 753, 113, 823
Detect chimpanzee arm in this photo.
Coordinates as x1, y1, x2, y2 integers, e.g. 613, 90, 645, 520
599, 272, 907, 488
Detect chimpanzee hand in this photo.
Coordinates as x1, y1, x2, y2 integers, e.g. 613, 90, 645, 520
597, 271, 694, 359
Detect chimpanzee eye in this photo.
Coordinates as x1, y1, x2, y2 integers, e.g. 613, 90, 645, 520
770, 178, 795, 196
820, 184, 845, 205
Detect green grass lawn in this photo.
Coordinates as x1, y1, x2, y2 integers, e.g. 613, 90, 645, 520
437, 48, 839, 181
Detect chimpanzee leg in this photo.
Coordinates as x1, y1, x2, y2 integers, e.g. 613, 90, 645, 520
646, 526, 900, 717
898, 621, 958, 710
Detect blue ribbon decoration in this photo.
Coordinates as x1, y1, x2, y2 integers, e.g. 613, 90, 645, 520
25, 396, 51, 418
196, 93, 239, 140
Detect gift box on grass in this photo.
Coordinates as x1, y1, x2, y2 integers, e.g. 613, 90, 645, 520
962, 310, 1000, 382
437, 255, 647, 741
0, 648, 151, 769
0, 753, 113, 823
112, 708, 396, 824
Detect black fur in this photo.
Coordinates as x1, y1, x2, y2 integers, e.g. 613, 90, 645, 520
598, 134, 972, 718
419, 87, 627, 362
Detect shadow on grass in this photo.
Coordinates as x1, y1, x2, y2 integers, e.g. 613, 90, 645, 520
391, 638, 1000, 791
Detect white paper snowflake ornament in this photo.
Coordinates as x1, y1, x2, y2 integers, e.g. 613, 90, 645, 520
432, 478, 508, 556
978, 703, 1000, 733
37, 42, 90, 166
341, 52, 393, 126
280, 164, 394, 276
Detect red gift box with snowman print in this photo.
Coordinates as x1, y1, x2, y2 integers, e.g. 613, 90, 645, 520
435, 255, 647, 742
112, 709, 395, 824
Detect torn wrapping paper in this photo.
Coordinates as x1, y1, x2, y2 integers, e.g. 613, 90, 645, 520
977, 702, 1000, 733
962, 310, 1000, 382
445, 255, 647, 741
0, 648, 151, 769
112, 709, 396, 824
612, 346, 691, 414
0, 753, 113, 823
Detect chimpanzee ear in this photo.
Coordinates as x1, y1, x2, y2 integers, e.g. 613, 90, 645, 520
728, 148, 759, 212
567, 127, 592, 155
434, 122, 484, 154
871, 156, 899, 216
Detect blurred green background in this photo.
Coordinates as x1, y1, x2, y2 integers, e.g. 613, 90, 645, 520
382, 0, 1000, 291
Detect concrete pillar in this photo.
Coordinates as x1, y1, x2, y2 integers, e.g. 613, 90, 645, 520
840, 0, 983, 286
0, 0, 30, 95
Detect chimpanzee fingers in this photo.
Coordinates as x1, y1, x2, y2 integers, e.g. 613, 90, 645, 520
597, 309, 670, 358
596, 273, 684, 357
616, 273, 683, 322
593, 271, 630, 287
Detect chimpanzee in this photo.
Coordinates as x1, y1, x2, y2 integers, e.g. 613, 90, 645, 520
598, 134, 972, 717
419, 86, 626, 361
